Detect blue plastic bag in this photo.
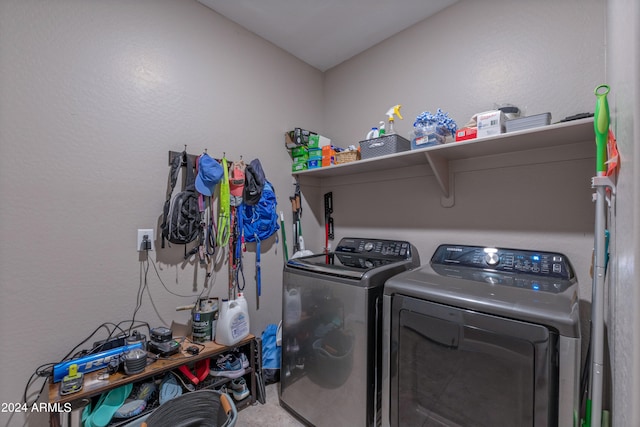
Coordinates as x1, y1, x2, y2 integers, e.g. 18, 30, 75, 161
261, 323, 281, 384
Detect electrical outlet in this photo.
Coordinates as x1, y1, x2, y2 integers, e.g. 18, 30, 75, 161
137, 229, 154, 251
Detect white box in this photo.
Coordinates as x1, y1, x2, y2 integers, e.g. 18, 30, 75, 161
308, 134, 331, 148
476, 110, 506, 138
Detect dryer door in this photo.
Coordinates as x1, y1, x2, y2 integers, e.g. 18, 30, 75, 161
389, 296, 558, 427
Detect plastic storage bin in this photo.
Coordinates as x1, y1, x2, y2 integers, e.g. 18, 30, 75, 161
359, 134, 411, 159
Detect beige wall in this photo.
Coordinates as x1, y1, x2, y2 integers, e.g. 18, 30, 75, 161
319, 1, 607, 309
318, 0, 604, 399
323, 0, 606, 147
2, 0, 637, 426
607, 0, 640, 424
0, 1, 322, 425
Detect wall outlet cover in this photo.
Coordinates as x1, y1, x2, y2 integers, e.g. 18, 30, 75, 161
137, 229, 154, 251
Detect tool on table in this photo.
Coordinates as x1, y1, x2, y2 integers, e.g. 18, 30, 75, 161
60, 364, 84, 396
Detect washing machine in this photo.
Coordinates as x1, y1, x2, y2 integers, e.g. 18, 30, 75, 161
382, 244, 581, 427
281, 237, 420, 427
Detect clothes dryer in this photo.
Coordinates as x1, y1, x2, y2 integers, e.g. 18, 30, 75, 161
382, 244, 581, 427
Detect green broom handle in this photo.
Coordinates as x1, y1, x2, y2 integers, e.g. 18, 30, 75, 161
594, 85, 610, 174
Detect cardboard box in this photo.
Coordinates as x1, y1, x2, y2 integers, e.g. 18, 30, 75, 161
321, 145, 336, 167
307, 158, 322, 169
308, 134, 331, 149
455, 127, 478, 142
476, 110, 505, 138
322, 145, 336, 157
285, 128, 316, 149
322, 156, 335, 167
292, 160, 308, 172
308, 148, 322, 158
293, 152, 309, 162
291, 146, 308, 157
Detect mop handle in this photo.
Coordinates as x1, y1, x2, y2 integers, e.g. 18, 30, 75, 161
594, 85, 610, 174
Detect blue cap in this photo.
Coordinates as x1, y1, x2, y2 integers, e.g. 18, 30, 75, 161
195, 154, 223, 196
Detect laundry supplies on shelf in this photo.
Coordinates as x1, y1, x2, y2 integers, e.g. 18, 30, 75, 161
359, 134, 411, 159
385, 104, 403, 135
411, 108, 458, 149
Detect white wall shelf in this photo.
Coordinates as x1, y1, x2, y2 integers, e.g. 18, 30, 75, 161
293, 117, 595, 206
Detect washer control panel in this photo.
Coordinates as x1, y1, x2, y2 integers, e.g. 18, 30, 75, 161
336, 237, 412, 259
431, 244, 573, 280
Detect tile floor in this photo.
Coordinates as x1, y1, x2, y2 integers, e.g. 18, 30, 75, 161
235, 383, 304, 427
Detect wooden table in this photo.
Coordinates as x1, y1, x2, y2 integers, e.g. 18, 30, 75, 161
49, 335, 256, 426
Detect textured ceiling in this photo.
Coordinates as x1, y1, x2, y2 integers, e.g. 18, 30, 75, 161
198, 0, 458, 71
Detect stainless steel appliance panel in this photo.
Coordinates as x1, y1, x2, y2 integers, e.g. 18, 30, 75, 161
280, 269, 380, 427
382, 244, 581, 427
388, 296, 556, 427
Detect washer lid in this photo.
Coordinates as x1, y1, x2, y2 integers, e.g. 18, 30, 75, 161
286, 252, 400, 279
285, 237, 419, 280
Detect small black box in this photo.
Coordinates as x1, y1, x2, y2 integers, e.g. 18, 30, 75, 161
150, 327, 172, 343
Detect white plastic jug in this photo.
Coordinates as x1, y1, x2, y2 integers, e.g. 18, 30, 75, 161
215, 295, 250, 346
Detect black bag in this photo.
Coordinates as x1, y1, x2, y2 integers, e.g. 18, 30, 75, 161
161, 151, 201, 249
243, 159, 266, 206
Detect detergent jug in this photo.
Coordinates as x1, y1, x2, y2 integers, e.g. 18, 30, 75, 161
215, 294, 250, 346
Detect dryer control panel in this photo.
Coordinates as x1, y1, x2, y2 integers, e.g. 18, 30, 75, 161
431, 244, 574, 280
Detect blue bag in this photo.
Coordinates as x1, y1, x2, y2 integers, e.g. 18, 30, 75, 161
261, 323, 281, 384
238, 180, 279, 298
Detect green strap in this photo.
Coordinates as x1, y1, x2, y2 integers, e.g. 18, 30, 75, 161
217, 158, 230, 246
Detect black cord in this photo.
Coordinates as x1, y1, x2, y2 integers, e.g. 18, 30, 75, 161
22, 363, 55, 405
148, 255, 204, 298
22, 320, 152, 406
23, 241, 209, 406
130, 255, 151, 333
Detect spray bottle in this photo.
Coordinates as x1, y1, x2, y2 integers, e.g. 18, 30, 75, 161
385, 104, 403, 135
378, 121, 386, 136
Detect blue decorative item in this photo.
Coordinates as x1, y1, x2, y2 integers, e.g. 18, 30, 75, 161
412, 109, 458, 149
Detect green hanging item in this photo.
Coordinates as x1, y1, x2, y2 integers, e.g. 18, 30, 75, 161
594, 85, 610, 174
217, 157, 230, 246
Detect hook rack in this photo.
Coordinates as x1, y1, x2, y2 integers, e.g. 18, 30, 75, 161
168, 150, 244, 167
168, 150, 198, 167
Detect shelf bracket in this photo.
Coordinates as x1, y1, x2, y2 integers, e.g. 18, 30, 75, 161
424, 151, 454, 207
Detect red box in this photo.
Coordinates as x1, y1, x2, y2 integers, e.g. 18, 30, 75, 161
456, 127, 477, 142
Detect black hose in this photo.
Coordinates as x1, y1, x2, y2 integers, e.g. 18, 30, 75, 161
143, 390, 237, 427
